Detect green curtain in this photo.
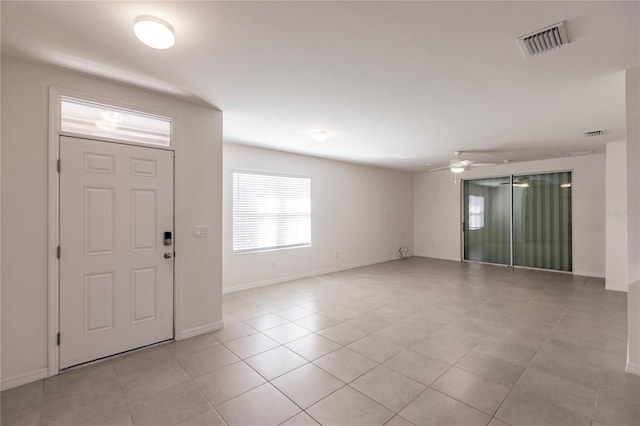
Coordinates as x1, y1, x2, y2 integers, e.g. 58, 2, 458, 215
513, 172, 572, 271
463, 172, 572, 272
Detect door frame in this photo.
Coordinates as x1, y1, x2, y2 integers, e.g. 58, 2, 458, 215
47, 86, 183, 377
459, 174, 513, 267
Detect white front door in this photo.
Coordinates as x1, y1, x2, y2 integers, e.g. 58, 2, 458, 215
59, 136, 174, 368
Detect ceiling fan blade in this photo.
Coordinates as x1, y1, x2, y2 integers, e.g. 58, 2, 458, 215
457, 160, 473, 167
429, 166, 452, 172
469, 162, 496, 167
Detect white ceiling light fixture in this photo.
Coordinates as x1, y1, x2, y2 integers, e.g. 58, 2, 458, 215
310, 130, 329, 142
134, 15, 175, 49
450, 166, 465, 173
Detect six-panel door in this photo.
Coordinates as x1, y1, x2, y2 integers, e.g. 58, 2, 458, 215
59, 136, 174, 368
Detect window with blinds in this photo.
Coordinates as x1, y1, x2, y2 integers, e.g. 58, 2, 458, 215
468, 195, 485, 230
232, 171, 311, 253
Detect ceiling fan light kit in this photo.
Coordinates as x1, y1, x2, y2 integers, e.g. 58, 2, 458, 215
429, 151, 496, 180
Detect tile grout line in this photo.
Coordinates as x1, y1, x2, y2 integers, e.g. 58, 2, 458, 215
408, 286, 520, 419
372, 284, 512, 425
188, 380, 227, 426
197, 348, 304, 425
490, 303, 571, 424
36, 379, 44, 426
589, 334, 611, 426
434, 279, 550, 425
213, 338, 352, 424
14, 262, 619, 426
252, 268, 532, 422
286, 271, 536, 423
108, 360, 138, 426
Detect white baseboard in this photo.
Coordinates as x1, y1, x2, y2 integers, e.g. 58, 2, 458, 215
1, 367, 48, 391
223, 256, 400, 294
626, 360, 640, 376
412, 255, 606, 278
412, 253, 461, 262
176, 320, 225, 340
578, 270, 606, 280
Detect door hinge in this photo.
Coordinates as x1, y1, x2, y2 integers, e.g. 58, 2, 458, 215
56, 332, 61, 346
57, 159, 61, 173
57, 246, 61, 259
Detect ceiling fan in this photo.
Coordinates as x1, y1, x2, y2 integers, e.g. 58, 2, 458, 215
429, 151, 496, 174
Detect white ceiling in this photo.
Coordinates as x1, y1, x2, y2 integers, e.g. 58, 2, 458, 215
2, 1, 639, 171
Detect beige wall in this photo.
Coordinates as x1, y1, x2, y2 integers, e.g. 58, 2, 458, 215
413, 154, 607, 278
0, 57, 223, 388
223, 144, 414, 292
606, 141, 629, 291
626, 66, 640, 375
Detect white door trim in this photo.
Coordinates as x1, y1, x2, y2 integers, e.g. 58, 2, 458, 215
48, 86, 183, 377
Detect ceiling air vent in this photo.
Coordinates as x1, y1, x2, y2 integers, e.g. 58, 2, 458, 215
583, 129, 606, 137
517, 21, 568, 57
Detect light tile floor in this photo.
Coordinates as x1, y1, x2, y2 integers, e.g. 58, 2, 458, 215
2, 257, 639, 426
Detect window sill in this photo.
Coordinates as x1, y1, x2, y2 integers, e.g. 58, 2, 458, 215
233, 244, 312, 255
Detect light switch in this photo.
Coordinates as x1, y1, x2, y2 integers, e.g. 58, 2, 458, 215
193, 226, 209, 238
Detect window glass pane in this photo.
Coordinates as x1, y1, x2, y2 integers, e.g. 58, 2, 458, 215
61, 97, 171, 146
513, 172, 572, 271
233, 172, 311, 252
463, 177, 511, 265
468, 195, 485, 230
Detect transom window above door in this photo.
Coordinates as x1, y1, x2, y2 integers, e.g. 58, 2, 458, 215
60, 97, 172, 146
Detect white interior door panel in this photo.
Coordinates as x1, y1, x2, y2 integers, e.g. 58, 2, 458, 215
59, 136, 174, 368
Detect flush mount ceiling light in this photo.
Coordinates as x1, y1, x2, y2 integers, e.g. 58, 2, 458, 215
310, 130, 329, 142
134, 15, 175, 49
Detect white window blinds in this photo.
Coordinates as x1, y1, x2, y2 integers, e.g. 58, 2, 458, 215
233, 172, 311, 253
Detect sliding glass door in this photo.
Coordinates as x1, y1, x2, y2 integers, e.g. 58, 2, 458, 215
463, 177, 511, 265
463, 172, 572, 272
512, 172, 572, 271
